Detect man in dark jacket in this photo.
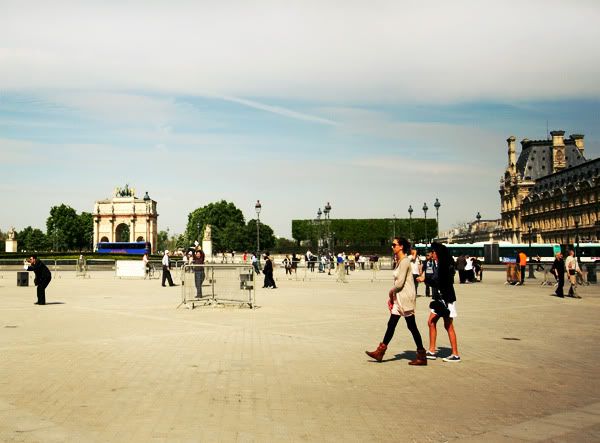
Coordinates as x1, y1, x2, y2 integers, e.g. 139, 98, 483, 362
552, 252, 565, 297
26, 255, 52, 305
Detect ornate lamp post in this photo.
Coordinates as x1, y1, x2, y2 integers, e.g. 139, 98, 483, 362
316, 208, 322, 255
422, 202, 429, 245
475, 211, 482, 243
574, 213, 580, 263
255, 200, 262, 265
434, 198, 441, 240
561, 193, 569, 246
324, 202, 332, 253
408, 205, 413, 240
527, 222, 536, 279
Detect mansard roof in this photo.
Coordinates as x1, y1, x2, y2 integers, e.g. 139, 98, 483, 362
531, 157, 600, 194
515, 136, 587, 181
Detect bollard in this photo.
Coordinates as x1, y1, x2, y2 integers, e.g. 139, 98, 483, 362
17, 271, 29, 286
528, 263, 536, 279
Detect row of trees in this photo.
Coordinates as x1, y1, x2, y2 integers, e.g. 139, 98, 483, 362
12, 204, 94, 252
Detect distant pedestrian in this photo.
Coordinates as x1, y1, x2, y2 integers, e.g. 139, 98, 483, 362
193, 249, 205, 298
410, 248, 422, 295
161, 250, 176, 287
456, 255, 467, 284
565, 249, 581, 298
423, 251, 438, 298
552, 252, 565, 297
518, 250, 527, 285
262, 252, 277, 288
365, 237, 427, 366
283, 254, 292, 275
251, 253, 260, 275
25, 255, 52, 305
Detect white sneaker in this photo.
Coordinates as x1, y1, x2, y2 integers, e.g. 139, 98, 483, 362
442, 355, 461, 362
426, 351, 437, 360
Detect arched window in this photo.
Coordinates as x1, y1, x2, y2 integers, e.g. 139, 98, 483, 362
136, 236, 144, 242
101, 236, 109, 242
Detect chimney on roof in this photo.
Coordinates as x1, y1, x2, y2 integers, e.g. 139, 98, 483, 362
550, 130, 566, 172
570, 134, 585, 157
507, 136, 516, 173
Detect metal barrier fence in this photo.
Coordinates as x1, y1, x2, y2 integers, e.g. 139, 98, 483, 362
178, 263, 255, 309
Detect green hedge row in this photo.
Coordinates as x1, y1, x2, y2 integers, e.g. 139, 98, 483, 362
291, 218, 438, 254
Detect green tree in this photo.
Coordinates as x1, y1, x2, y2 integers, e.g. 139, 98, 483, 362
157, 230, 169, 252
185, 201, 277, 253
246, 219, 276, 252
185, 200, 246, 252
46, 204, 94, 251
17, 226, 49, 252
78, 212, 94, 250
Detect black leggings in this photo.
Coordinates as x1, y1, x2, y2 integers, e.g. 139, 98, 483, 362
382, 314, 424, 350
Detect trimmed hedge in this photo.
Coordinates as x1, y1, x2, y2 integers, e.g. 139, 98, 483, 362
291, 218, 437, 254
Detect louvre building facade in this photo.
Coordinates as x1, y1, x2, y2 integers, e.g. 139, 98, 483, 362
500, 130, 600, 244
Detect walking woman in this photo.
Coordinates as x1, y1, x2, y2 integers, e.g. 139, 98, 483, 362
426, 242, 461, 362
262, 252, 277, 289
365, 237, 427, 366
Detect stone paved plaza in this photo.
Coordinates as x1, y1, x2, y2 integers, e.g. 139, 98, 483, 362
0, 266, 599, 442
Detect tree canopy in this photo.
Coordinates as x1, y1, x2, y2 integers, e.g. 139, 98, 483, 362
45, 204, 93, 251
185, 200, 275, 253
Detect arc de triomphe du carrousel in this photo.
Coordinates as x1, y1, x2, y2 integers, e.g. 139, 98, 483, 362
93, 185, 158, 253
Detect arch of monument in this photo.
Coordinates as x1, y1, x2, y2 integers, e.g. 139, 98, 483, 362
93, 185, 158, 253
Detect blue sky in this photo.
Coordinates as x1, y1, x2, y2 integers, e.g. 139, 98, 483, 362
1, 1, 600, 238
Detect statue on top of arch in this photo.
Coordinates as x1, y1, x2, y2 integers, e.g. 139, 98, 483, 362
114, 184, 136, 198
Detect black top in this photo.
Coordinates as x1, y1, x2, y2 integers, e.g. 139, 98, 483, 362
552, 257, 565, 275
263, 258, 273, 274
436, 259, 457, 304
27, 260, 52, 285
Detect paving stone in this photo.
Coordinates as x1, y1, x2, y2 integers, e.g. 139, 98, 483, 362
0, 268, 598, 442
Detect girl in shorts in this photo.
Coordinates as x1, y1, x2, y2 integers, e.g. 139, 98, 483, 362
426, 242, 461, 362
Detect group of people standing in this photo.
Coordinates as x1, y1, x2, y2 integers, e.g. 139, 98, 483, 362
366, 238, 461, 365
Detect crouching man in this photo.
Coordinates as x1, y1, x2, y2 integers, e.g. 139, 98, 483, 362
25, 255, 52, 305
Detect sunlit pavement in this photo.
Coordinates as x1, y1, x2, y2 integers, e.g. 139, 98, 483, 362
0, 268, 598, 442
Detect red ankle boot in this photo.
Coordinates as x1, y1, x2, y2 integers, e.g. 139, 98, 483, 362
365, 343, 387, 362
408, 349, 428, 366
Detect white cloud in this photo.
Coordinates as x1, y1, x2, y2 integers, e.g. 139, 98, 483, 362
2, 1, 599, 102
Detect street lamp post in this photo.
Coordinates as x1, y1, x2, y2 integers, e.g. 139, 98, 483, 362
408, 205, 413, 241
475, 212, 482, 243
316, 208, 322, 255
561, 193, 569, 247
197, 222, 201, 242
393, 213, 396, 238
574, 214, 580, 265
255, 200, 261, 266
527, 222, 536, 279
324, 202, 332, 253
324, 202, 332, 274
434, 198, 441, 240
423, 202, 429, 245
